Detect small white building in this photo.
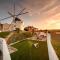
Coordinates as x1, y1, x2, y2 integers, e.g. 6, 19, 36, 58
35, 32, 47, 41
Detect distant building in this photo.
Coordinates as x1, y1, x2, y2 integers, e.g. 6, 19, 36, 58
2, 23, 14, 31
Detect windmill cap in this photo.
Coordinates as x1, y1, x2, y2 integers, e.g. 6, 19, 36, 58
15, 17, 22, 21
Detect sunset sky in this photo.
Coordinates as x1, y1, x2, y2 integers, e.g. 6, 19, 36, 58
0, 0, 60, 29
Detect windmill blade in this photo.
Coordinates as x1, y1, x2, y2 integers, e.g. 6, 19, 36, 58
7, 23, 12, 31
0, 16, 12, 21
19, 8, 26, 14
7, 19, 15, 30
8, 12, 14, 17
21, 12, 28, 14
16, 12, 28, 17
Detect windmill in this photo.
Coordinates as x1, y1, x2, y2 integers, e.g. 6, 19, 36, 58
0, 2, 28, 31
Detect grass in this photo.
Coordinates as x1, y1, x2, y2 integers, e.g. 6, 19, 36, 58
51, 34, 60, 59
10, 40, 49, 60
0, 32, 10, 38
52, 40, 60, 59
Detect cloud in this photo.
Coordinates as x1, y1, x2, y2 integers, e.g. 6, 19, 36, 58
0, 0, 60, 29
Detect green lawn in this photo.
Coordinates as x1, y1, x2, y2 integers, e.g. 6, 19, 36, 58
11, 40, 49, 60
0, 32, 10, 38
51, 34, 60, 59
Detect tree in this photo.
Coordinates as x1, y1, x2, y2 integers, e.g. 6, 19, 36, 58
15, 28, 20, 33
24, 27, 29, 31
